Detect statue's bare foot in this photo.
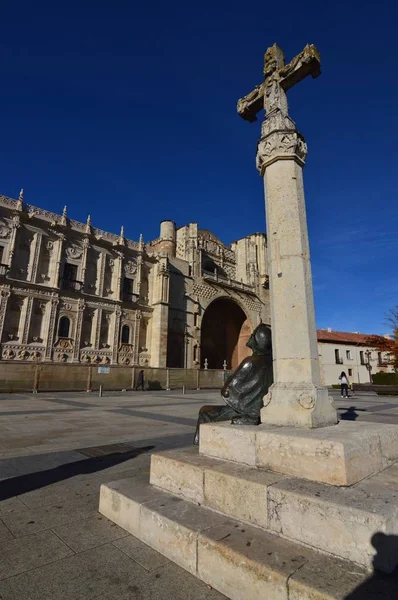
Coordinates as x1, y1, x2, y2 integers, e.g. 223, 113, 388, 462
231, 416, 260, 426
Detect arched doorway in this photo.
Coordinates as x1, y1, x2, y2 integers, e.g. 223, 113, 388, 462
201, 298, 251, 370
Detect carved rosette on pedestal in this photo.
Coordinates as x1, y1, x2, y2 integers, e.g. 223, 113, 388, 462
256, 119, 308, 176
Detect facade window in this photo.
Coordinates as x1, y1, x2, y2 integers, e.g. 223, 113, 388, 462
121, 324, 130, 344
194, 313, 198, 327
348, 368, 353, 377
0, 246, 4, 263
58, 316, 70, 338
63, 263, 78, 281
335, 349, 342, 364
360, 351, 365, 365
123, 278, 135, 302
346, 350, 352, 360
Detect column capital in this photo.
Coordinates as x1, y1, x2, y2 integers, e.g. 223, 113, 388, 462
256, 126, 307, 175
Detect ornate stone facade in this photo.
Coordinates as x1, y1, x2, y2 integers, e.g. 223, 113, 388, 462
0, 196, 270, 368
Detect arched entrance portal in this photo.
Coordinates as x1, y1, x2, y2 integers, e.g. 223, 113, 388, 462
201, 298, 252, 370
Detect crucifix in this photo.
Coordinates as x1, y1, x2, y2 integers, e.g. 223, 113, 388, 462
237, 43, 321, 122
237, 43, 337, 429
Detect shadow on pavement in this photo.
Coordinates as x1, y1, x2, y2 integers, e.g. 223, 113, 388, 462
345, 533, 398, 599
0, 445, 154, 501
339, 406, 367, 421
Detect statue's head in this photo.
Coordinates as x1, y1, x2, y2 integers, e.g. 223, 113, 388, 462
246, 323, 272, 355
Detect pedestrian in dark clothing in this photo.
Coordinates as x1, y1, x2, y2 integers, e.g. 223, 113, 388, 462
135, 369, 145, 391
339, 371, 349, 398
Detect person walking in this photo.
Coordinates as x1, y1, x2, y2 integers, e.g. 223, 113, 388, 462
339, 371, 349, 398
135, 369, 145, 391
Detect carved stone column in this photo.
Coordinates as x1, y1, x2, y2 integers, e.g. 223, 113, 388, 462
81, 238, 90, 292
93, 308, 103, 349
73, 300, 85, 361
112, 307, 121, 364
29, 232, 42, 283
8, 216, 21, 270
136, 255, 143, 298
0, 286, 11, 344
52, 233, 66, 288
45, 297, 59, 360
112, 252, 123, 301
20, 296, 34, 344
133, 310, 142, 365
97, 253, 106, 297
257, 113, 336, 427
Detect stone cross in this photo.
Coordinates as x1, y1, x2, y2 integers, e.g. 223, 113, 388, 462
237, 43, 320, 123
237, 43, 337, 428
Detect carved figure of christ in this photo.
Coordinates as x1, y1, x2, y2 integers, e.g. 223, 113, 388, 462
237, 43, 321, 122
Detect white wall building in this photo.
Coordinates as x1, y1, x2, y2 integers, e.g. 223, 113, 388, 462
317, 329, 394, 386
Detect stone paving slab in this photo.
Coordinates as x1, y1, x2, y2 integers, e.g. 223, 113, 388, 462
1, 495, 99, 537
0, 543, 150, 600
0, 519, 14, 542
0, 529, 74, 581
52, 513, 129, 553
17, 482, 80, 509
113, 535, 171, 572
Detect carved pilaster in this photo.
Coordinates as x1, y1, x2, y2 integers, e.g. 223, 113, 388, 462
73, 300, 85, 361
133, 310, 142, 364
0, 286, 11, 343
112, 307, 122, 364
45, 297, 59, 359
53, 233, 66, 287
81, 238, 90, 292
93, 308, 102, 349
136, 255, 143, 297
112, 252, 123, 301
30, 232, 43, 283
97, 252, 106, 297
20, 296, 33, 344
8, 216, 21, 269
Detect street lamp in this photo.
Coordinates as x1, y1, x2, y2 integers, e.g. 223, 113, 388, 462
183, 326, 189, 369
365, 350, 373, 383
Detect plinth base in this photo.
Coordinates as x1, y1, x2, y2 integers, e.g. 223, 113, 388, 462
261, 382, 338, 427
98, 420, 398, 599
199, 420, 398, 486
99, 474, 374, 600
99, 444, 398, 599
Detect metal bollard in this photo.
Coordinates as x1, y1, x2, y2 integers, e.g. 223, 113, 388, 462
99, 385, 103, 398
182, 385, 185, 395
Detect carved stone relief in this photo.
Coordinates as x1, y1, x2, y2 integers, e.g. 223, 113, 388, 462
66, 244, 83, 260
124, 260, 137, 275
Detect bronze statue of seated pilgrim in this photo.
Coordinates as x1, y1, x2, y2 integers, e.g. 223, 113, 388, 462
193, 323, 273, 445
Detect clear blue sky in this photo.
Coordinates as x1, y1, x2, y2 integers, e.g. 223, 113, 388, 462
1, 0, 397, 335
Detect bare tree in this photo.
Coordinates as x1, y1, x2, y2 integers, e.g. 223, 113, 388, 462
366, 306, 398, 371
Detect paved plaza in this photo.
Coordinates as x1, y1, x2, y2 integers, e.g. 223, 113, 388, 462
0, 389, 398, 599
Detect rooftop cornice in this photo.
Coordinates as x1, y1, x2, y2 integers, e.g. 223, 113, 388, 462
0, 194, 140, 251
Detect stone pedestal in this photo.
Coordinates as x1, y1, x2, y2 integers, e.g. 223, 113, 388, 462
99, 420, 398, 600
261, 383, 337, 428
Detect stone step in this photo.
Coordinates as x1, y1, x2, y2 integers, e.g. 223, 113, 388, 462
99, 474, 371, 600
198, 420, 398, 486
149, 446, 398, 572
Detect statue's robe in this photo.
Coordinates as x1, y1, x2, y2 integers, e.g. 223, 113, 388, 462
193, 351, 273, 445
